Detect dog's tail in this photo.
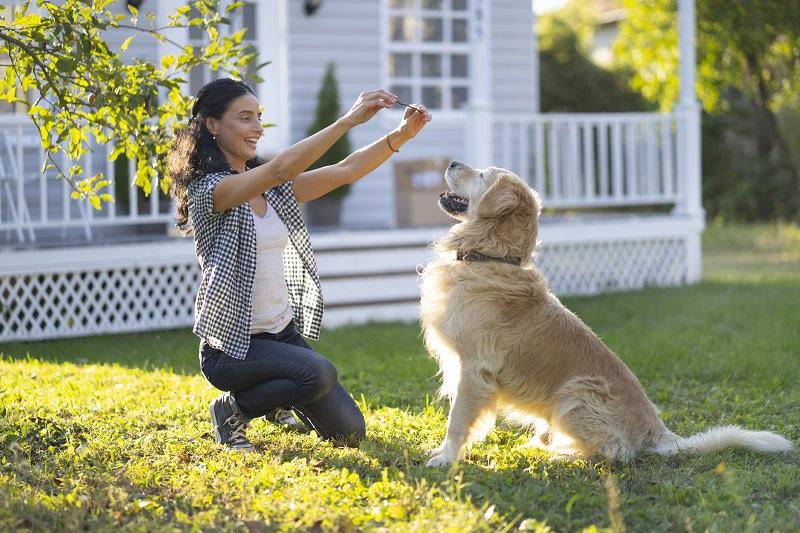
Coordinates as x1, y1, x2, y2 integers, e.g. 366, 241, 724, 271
651, 426, 793, 456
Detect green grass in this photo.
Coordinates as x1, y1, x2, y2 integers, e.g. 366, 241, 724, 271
2, 223, 799, 531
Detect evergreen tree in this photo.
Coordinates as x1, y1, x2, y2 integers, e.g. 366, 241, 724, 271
306, 63, 352, 199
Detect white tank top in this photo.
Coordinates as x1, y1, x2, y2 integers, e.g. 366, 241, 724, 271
249, 201, 294, 334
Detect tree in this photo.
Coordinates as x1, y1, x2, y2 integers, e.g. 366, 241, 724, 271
614, 0, 800, 219
538, 4, 654, 113
0, 0, 261, 209
305, 63, 352, 200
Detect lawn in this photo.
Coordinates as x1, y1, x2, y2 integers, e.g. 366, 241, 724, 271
1, 223, 799, 531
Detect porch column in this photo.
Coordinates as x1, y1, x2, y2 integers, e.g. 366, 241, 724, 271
466, 0, 492, 169
256, 0, 291, 157
676, 0, 704, 283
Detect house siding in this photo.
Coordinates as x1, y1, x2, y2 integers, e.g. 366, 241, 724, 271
285, 0, 537, 228
491, 1, 538, 114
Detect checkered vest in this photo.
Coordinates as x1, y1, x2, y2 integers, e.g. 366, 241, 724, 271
188, 170, 323, 359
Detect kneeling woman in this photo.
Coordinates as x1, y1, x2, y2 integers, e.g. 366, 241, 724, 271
168, 78, 430, 450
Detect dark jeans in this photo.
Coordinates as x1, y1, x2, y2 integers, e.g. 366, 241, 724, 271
200, 323, 365, 446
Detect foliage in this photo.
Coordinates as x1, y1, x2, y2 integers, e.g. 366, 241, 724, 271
537, 2, 654, 113
615, 0, 800, 114
305, 63, 353, 200
1, 224, 799, 531
614, 0, 800, 220
702, 96, 799, 221
0, 0, 260, 209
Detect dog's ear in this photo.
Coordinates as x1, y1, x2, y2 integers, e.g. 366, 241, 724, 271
476, 173, 526, 219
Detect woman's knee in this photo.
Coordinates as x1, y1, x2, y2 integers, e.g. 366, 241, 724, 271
307, 357, 338, 400
332, 411, 366, 447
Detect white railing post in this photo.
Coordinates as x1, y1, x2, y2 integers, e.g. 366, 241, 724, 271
256, 0, 290, 157
466, 0, 492, 169
676, 0, 704, 283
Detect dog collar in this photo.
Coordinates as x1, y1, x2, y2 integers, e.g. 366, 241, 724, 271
456, 250, 522, 266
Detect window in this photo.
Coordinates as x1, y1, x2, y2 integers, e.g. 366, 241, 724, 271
386, 0, 470, 111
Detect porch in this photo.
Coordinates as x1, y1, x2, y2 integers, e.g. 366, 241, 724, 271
0, 107, 703, 342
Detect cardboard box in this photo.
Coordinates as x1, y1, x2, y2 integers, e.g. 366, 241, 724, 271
395, 158, 452, 227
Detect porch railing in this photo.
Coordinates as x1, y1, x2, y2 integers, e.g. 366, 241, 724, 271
1, 111, 694, 245
492, 112, 682, 210
0, 115, 172, 245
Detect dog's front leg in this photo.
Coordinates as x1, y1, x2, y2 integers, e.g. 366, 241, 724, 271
427, 372, 497, 467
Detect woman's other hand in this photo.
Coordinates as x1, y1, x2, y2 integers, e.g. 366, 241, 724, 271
396, 104, 431, 141
340, 89, 397, 127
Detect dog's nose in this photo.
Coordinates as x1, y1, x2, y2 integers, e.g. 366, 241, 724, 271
448, 161, 462, 169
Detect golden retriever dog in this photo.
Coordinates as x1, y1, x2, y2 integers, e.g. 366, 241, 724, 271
420, 161, 793, 467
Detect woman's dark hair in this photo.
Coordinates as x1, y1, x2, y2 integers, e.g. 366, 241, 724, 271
167, 77, 264, 231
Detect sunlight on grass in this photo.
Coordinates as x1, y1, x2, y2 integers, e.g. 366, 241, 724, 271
1, 223, 799, 531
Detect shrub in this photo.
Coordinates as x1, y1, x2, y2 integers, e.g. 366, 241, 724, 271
306, 63, 353, 200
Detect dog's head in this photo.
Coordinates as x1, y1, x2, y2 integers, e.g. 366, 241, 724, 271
437, 161, 541, 262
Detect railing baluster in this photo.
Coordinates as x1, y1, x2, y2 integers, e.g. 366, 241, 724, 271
598, 121, 609, 199
662, 116, 674, 197
15, 125, 26, 240
548, 122, 558, 200
61, 151, 70, 223
582, 120, 595, 199
519, 121, 530, 185
129, 158, 138, 217
625, 121, 636, 199
107, 145, 116, 219
647, 118, 659, 197
85, 150, 93, 223
534, 119, 545, 194
39, 142, 47, 223
568, 121, 579, 199
611, 121, 623, 201
150, 158, 159, 218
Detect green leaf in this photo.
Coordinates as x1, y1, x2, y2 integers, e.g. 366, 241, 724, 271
224, 1, 246, 14
120, 36, 134, 52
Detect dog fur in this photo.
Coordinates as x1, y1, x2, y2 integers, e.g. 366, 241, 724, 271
420, 161, 793, 467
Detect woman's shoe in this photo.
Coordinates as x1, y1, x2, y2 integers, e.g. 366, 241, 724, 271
209, 392, 255, 451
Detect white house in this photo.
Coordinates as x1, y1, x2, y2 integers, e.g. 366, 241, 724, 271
0, 0, 703, 342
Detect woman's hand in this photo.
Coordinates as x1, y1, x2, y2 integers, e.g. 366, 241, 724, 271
396, 104, 432, 141
340, 89, 397, 128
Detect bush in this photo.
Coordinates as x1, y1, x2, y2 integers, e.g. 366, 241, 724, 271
539, 14, 653, 113
702, 92, 799, 221
306, 63, 352, 200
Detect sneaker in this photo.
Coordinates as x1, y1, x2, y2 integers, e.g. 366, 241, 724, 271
265, 407, 307, 430
209, 392, 255, 452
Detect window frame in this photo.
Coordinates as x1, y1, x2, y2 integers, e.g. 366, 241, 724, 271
382, 0, 472, 119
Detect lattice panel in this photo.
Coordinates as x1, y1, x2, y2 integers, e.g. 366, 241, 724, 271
0, 264, 199, 341
0, 237, 689, 342
536, 238, 687, 296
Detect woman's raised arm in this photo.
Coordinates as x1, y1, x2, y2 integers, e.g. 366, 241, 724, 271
292, 104, 432, 203
211, 90, 398, 213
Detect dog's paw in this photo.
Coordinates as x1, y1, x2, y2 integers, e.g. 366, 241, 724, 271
427, 444, 446, 457
426, 454, 454, 468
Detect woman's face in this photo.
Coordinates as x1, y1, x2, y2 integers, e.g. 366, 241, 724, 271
206, 92, 263, 171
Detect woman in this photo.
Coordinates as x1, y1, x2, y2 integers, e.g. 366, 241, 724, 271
168, 78, 431, 451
